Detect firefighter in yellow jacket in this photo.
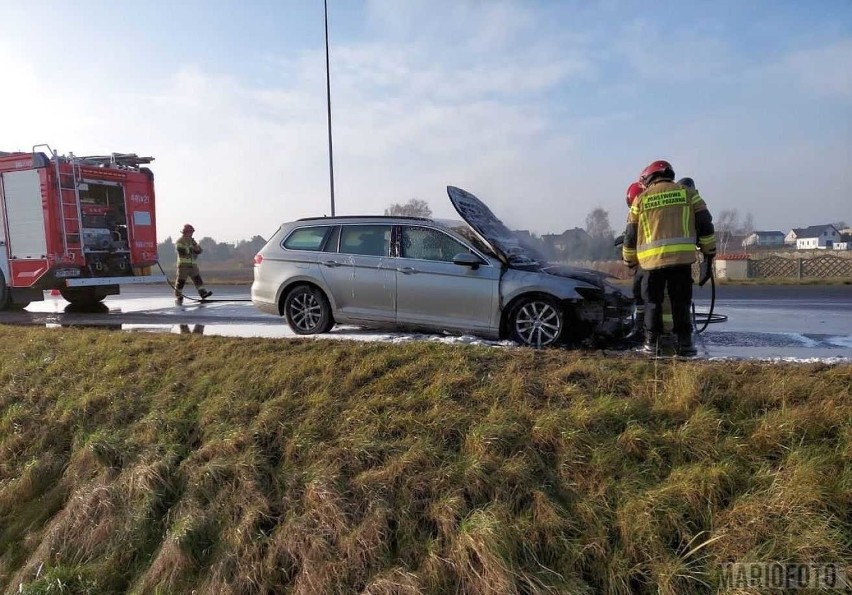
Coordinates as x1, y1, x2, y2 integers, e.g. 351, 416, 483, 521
175, 224, 212, 306
622, 161, 715, 356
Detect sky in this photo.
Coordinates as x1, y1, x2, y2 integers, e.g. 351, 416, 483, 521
1, 0, 850, 242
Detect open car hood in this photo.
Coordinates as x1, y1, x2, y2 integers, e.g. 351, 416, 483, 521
447, 186, 546, 267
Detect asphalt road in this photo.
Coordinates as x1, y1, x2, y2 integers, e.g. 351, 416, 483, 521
0, 283, 850, 361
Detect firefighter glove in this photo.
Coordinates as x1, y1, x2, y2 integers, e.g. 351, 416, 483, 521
614, 234, 625, 247
698, 255, 714, 287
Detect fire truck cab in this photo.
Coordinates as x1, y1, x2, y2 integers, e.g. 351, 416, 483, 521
0, 145, 165, 309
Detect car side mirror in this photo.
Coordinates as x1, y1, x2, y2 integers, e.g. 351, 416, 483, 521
452, 252, 483, 270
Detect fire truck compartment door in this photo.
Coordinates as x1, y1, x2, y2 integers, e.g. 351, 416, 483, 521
0, 175, 9, 282
1, 170, 47, 260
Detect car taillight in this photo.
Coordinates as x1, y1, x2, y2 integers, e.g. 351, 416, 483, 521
254, 253, 263, 265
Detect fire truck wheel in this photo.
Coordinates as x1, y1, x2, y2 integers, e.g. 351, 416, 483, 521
283, 284, 334, 335
60, 288, 106, 307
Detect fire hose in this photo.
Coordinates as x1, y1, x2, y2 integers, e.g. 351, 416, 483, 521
157, 261, 252, 303
692, 263, 727, 333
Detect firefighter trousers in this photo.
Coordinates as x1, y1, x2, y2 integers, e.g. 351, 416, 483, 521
175, 264, 207, 296
632, 267, 645, 305
641, 264, 693, 337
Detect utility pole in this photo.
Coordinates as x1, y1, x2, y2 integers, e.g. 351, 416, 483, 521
324, 0, 336, 216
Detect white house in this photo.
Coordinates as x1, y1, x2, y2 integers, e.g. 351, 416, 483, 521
794, 224, 840, 249
742, 231, 785, 247
785, 227, 807, 244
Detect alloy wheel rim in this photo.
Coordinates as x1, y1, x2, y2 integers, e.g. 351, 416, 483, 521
290, 292, 323, 331
515, 301, 561, 347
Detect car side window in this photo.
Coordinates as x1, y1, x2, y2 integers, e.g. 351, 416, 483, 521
283, 226, 332, 251
401, 226, 471, 262
339, 225, 392, 257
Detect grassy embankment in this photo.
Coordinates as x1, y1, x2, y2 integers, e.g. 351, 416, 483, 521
0, 328, 850, 594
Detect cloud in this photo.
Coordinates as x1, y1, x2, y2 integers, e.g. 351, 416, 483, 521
0, 24, 589, 241
612, 18, 741, 84
1, 5, 848, 243
783, 39, 852, 99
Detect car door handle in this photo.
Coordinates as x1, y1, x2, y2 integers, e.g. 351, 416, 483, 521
321, 260, 340, 267
397, 267, 418, 274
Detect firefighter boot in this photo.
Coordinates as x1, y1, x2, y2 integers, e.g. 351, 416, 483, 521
199, 289, 213, 300
175, 278, 186, 306
640, 333, 660, 356
676, 333, 698, 357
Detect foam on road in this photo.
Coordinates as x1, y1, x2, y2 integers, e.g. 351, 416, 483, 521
0, 285, 848, 362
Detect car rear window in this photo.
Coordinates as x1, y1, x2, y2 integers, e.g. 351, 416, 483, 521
339, 225, 391, 257
283, 226, 331, 251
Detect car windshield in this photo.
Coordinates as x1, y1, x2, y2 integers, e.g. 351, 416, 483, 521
448, 221, 544, 266
446, 186, 547, 268
436, 220, 498, 258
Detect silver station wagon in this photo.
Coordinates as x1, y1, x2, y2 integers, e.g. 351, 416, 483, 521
251, 186, 632, 347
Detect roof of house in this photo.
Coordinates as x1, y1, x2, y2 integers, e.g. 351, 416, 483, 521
543, 227, 589, 239
751, 230, 785, 236
792, 224, 838, 238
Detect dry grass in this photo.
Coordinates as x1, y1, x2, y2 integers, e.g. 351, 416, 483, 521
0, 327, 849, 594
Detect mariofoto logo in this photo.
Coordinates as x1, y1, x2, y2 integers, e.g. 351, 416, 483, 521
720, 562, 849, 590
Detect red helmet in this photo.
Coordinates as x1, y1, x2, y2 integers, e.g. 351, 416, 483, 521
625, 181, 644, 207
640, 160, 675, 186
181, 223, 195, 234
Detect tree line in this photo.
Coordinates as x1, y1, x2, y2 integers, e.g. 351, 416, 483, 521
158, 199, 765, 265
157, 235, 267, 267
387, 198, 764, 261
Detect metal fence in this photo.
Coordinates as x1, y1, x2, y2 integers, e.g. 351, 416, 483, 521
749, 253, 852, 279
570, 252, 852, 281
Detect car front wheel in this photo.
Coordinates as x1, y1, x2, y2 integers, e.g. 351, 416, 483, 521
508, 296, 564, 348
283, 285, 334, 335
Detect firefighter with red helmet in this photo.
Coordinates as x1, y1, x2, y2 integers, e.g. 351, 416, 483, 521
622, 160, 716, 356
175, 223, 212, 306
624, 181, 646, 341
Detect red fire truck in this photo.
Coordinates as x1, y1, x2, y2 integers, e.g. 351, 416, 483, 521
0, 145, 165, 309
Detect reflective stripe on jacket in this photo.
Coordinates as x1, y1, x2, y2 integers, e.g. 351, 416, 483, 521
622, 180, 716, 270
176, 236, 200, 267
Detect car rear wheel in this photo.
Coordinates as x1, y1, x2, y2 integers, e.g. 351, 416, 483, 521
508, 296, 564, 348
284, 285, 334, 335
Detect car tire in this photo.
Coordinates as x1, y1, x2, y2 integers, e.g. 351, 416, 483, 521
508, 295, 564, 348
284, 285, 334, 335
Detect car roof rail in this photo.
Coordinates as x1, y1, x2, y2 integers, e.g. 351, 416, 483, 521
296, 215, 434, 222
